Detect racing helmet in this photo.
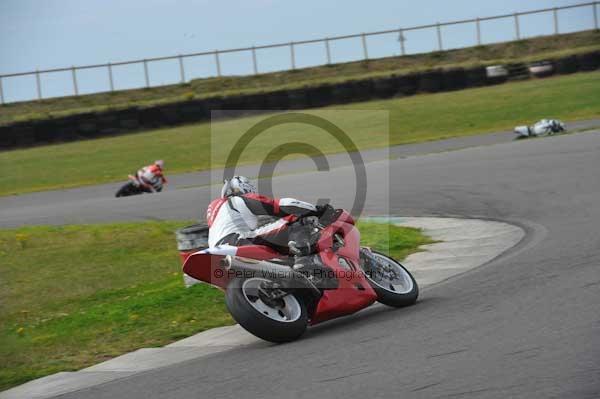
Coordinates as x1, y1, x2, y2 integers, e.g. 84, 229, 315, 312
154, 160, 164, 168
221, 176, 257, 197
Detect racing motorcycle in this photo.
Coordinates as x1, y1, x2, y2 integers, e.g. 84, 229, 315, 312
178, 206, 418, 343
115, 173, 163, 198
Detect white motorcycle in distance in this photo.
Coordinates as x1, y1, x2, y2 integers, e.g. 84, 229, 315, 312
514, 119, 566, 139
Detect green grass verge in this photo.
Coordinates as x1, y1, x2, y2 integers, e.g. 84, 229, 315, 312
0, 220, 433, 391
0, 30, 598, 126
1, 70, 599, 197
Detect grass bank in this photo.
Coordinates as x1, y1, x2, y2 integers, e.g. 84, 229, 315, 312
0, 30, 598, 126
1, 70, 599, 197
0, 220, 433, 391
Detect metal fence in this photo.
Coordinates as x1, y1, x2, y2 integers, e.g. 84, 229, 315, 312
1, 1, 598, 104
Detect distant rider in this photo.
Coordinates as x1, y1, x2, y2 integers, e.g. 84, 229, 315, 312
136, 160, 168, 192
207, 176, 322, 252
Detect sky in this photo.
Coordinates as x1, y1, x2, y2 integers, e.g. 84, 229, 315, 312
0, 0, 595, 103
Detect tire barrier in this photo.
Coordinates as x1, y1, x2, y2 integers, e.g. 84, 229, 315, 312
307, 85, 333, 108
555, 55, 579, 75
417, 69, 444, 93
577, 51, 600, 71
486, 65, 509, 85
1, 51, 599, 150
506, 63, 530, 81
529, 61, 555, 78
464, 66, 488, 87
372, 76, 400, 98
395, 73, 419, 96
442, 68, 467, 91
330, 82, 359, 104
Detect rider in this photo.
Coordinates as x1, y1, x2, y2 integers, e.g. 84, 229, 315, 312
207, 176, 321, 252
136, 160, 168, 192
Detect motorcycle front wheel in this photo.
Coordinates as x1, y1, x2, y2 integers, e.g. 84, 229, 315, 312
225, 278, 308, 343
361, 250, 419, 308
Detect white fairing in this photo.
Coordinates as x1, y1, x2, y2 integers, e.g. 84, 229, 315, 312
208, 197, 258, 247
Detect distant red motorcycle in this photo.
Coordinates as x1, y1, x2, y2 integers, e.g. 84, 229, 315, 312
115, 174, 163, 197
179, 207, 418, 343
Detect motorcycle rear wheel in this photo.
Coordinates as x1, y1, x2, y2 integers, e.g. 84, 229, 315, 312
361, 250, 419, 308
225, 278, 308, 343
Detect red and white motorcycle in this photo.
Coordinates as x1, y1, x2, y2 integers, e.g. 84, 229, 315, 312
178, 207, 418, 343
115, 173, 163, 198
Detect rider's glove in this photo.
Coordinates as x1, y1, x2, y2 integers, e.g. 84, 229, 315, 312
315, 204, 330, 216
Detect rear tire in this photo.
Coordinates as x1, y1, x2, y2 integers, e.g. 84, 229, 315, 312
115, 182, 139, 197
225, 278, 308, 343
361, 250, 418, 308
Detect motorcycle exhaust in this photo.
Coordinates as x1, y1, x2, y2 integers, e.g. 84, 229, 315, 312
224, 256, 322, 298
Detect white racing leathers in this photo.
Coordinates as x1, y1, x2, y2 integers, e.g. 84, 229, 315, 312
206, 194, 317, 249
514, 119, 566, 138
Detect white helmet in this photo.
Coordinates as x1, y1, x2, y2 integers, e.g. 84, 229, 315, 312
221, 176, 257, 197
154, 160, 164, 168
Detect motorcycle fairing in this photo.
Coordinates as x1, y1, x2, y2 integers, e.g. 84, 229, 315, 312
182, 244, 283, 289
309, 216, 377, 325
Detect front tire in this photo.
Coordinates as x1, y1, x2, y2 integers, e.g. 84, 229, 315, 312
361, 250, 418, 308
115, 182, 139, 197
225, 278, 308, 343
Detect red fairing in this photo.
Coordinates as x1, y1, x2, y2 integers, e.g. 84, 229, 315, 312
337, 210, 356, 226
181, 245, 281, 290
182, 253, 231, 290
310, 216, 377, 325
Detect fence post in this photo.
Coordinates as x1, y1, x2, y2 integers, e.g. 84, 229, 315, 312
361, 33, 369, 60
514, 13, 521, 40
178, 55, 186, 83
325, 38, 332, 64
436, 23, 443, 51
0, 77, 4, 105
35, 70, 42, 100
108, 63, 115, 92
594, 2, 599, 30
553, 8, 559, 35
214, 51, 222, 77
290, 42, 296, 70
476, 18, 482, 45
71, 66, 79, 96
399, 29, 406, 56
143, 60, 150, 88
251, 47, 258, 75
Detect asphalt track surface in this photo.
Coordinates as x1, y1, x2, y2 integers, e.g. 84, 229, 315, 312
3, 126, 600, 398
